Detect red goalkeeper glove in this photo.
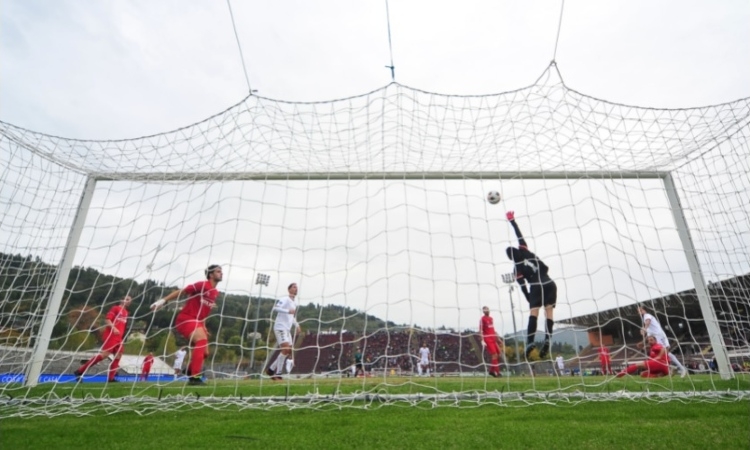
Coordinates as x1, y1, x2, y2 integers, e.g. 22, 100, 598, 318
506, 211, 515, 221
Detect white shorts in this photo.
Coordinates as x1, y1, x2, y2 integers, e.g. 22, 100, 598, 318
420, 358, 429, 366
274, 329, 293, 345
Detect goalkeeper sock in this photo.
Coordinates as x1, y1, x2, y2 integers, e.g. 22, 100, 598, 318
79, 354, 104, 373
189, 340, 208, 378
526, 316, 538, 344
545, 319, 554, 341
108, 357, 120, 380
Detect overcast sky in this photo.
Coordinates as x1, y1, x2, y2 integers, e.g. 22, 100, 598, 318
2, 1, 749, 333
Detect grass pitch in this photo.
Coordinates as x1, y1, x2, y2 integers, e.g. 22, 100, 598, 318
2, 374, 749, 449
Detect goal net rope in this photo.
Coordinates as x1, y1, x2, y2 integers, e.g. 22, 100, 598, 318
1, 66, 749, 417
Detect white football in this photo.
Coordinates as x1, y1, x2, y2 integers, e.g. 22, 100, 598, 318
487, 191, 501, 204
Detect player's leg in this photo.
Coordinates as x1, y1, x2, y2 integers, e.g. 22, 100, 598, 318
269, 330, 290, 379
538, 283, 557, 359
186, 325, 208, 384
641, 360, 669, 378
487, 340, 500, 376
666, 348, 687, 377
525, 304, 541, 358
75, 341, 113, 379
108, 344, 123, 382
616, 361, 645, 377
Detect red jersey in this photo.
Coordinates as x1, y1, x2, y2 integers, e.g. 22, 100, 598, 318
598, 346, 610, 361
480, 315, 497, 339
648, 343, 668, 365
177, 280, 219, 321
106, 305, 129, 336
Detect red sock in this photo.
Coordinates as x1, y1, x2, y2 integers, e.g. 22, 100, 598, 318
108, 358, 120, 380
625, 364, 639, 375
79, 354, 104, 373
189, 340, 207, 377
491, 357, 499, 374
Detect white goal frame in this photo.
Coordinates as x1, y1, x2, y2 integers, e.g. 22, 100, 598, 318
24, 170, 734, 387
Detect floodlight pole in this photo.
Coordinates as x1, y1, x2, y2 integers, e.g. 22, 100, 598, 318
249, 273, 270, 371
502, 273, 520, 365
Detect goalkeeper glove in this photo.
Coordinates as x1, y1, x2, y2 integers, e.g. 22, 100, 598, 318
506, 210, 515, 221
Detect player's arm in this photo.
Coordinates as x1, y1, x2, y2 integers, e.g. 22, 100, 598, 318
105, 307, 119, 334
506, 211, 528, 249
150, 288, 184, 311
517, 279, 531, 301
272, 299, 293, 314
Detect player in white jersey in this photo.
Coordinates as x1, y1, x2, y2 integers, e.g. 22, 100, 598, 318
173, 347, 187, 379
555, 355, 565, 374
266, 283, 301, 379
638, 306, 687, 377
418, 343, 431, 376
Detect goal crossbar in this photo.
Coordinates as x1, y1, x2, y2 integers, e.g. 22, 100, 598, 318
91, 171, 670, 182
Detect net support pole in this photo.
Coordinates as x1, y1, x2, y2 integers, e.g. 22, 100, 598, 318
662, 173, 733, 380
24, 176, 97, 387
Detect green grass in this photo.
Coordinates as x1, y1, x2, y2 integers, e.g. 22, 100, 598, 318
2, 401, 748, 449
2, 375, 749, 449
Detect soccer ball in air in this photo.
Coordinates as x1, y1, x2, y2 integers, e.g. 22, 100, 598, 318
487, 191, 501, 205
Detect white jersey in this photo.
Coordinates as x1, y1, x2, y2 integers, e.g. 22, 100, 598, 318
555, 356, 564, 370
642, 313, 666, 337
173, 349, 187, 369
419, 347, 430, 365
273, 296, 298, 331
642, 312, 670, 348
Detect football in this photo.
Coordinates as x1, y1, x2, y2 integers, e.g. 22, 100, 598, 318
486, 191, 501, 204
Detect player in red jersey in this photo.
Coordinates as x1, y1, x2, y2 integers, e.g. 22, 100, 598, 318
140, 352, 154, 381
598, 345, 613, 375
74, 295, 132, 382
615, 335, 669, 378
480, 306, 504, 377
151, 265, 223, 386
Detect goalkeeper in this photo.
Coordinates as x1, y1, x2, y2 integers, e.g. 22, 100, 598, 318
150, 264, 223, 386
505, 211, 557, 359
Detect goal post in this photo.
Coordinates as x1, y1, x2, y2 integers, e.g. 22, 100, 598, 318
663, 173, 732, 380
17, 169, 735, 389
24, 177, 97, 387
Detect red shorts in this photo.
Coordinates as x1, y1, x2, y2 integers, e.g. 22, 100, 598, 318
484, 338, 500, 355
175, 315, 203, 340
641, 360, 669, 378
101, 332, 123, 354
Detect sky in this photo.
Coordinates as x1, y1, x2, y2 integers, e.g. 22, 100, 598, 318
1, 1, 749, 333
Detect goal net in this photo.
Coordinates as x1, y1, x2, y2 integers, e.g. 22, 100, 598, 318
1, 67, 749, 417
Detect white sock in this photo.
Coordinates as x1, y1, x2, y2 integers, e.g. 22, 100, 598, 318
269, 357, 279, 374
669, 353, 686, 371
277, 354, 287, 374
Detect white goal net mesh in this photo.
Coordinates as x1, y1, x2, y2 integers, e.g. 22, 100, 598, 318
1, 68, 749, 417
